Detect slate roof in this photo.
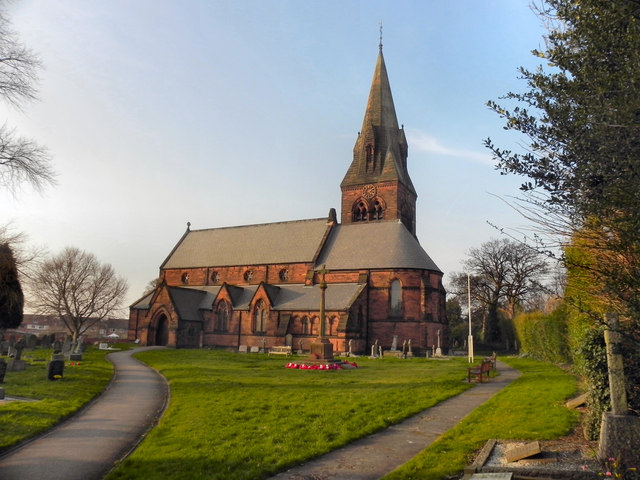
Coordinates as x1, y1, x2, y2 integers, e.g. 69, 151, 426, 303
167, 287, 209, 320
341, 50, 416, 194
159, 217, 440, 274
130, 291, 154, 309
166, 283, 365, 315
316, 220, 441, 272
263, 283, 365, 311
161, 218, 332, 269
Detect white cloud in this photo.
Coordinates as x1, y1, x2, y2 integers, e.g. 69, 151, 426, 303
406, 130, 494, 166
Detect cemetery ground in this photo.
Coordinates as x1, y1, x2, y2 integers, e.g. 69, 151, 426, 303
0, 346, 116, 451
0, 347, 585, 480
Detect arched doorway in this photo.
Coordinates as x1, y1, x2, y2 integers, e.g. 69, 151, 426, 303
155, 314, 169, 346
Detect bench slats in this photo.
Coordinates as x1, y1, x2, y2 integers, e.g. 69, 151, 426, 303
467, 359, 493, 383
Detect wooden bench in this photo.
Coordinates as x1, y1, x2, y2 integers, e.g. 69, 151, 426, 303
269, 346, 292, 356
484, 352, 497, 371
467, 360, 492, 383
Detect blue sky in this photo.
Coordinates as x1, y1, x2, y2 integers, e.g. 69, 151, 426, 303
2, 1, 548, 310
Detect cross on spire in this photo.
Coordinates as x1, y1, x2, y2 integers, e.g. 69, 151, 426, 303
379, 21, 383, 51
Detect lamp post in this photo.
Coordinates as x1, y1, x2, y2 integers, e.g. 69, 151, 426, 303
467, 273, 474, 363
309, 265, 334, 361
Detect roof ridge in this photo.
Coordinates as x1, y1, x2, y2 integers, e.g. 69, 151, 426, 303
188, 216, 330, 233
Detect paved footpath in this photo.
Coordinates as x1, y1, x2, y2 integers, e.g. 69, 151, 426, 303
270, 360, 520, 480
0, 347, 168, 480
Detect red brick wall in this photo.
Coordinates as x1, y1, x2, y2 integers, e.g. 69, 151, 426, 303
132, 265, 447, 354
163, 262, 316, 287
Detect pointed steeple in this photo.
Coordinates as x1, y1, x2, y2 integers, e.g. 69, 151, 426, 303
340, 45, 417, 235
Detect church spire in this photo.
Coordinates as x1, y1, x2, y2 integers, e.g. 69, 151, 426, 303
340, 42, 417, 235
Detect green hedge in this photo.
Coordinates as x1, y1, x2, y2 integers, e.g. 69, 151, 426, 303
513, 306, 571, 364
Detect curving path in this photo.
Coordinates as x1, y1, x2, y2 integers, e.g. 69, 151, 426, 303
270, 360, 521, 480
0, 347, 168, 480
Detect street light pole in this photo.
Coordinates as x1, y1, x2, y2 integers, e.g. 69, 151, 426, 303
467, 273, 474, 363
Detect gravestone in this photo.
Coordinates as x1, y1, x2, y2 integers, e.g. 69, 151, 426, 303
0, 358, 7, 383
371, 339, 380, 358
70, 336, 85, 360
8, 337, 26, 371
250, 346, 259, 353
52, 340, 62, 354
505, 441, 541, 462
297, 339, 304, 355
0, 341, 8, 356
40, 334, 51, 349
25, 334, 37, 350
407, 338, 414, 357
384, 336, 404, 358
285, 334, 293, 347
47, 355, 65, 380
62, 336, 72, 356
434, 329, 443, 357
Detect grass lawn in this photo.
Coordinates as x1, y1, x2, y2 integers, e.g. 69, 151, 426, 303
0, 346, 117, 452
106, 350, 473, 480
1, 348, 580, 480
383, 357, 580, 480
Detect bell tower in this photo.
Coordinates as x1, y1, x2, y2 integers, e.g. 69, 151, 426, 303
340, 43, 417, 235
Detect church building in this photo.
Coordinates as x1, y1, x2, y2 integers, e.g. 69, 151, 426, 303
128, 45, 447, 355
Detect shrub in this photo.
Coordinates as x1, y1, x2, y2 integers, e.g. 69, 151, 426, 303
513, 305, 570, 364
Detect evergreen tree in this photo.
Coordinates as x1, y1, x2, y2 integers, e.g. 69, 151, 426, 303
486, 0, 640, 333
0, 243, 24, 331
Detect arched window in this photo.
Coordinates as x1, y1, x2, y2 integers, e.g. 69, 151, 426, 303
370, 199, 384, 220
216, 300, 230, 332
353, 201, 368, 222
390, 279, 403, 316
302, 316, 310, 335
253, 300, 267, 333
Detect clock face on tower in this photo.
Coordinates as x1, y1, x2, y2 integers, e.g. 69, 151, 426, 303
362, 184, 376, 199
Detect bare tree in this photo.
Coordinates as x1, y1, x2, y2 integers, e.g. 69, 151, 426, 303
0, 8, 55, 194
449, 238, 549, 342
30, 247, 128, 341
